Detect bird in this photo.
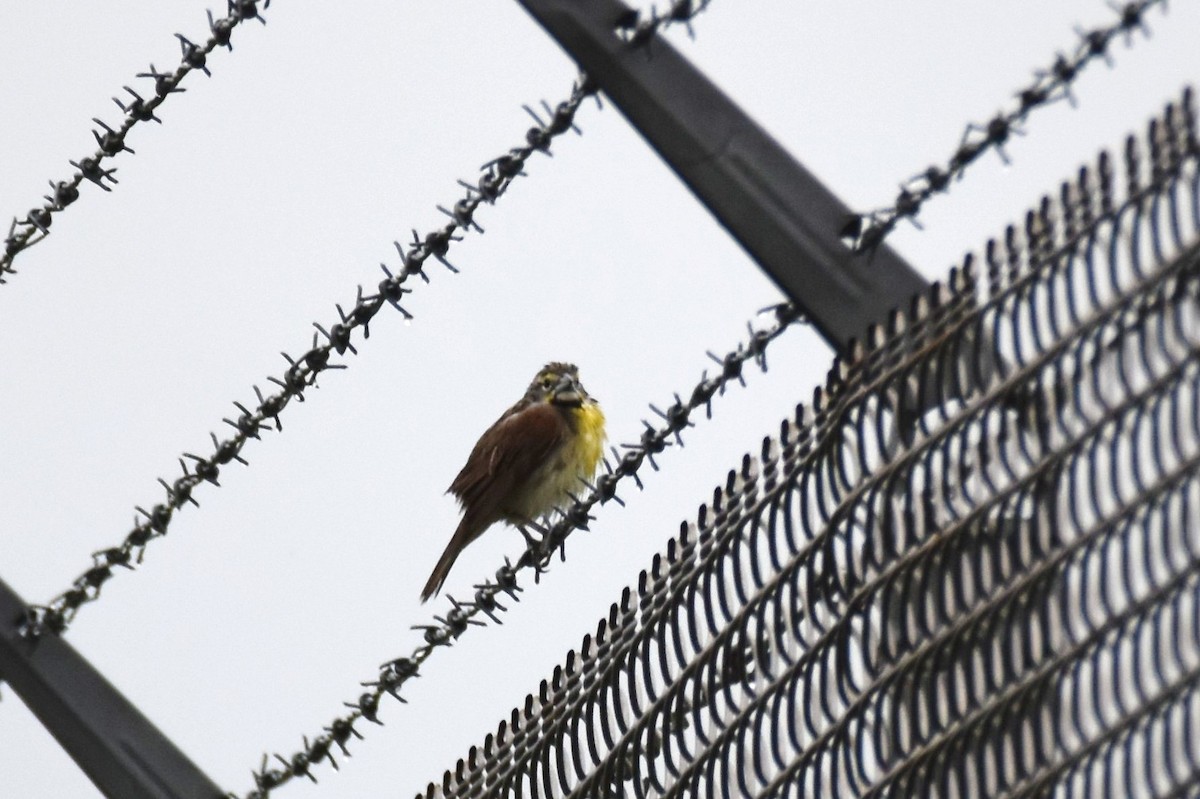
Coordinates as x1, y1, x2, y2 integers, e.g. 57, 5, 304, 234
421, 362, 606, 601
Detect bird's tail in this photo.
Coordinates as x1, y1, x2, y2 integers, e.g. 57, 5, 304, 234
420, 517, 475, 602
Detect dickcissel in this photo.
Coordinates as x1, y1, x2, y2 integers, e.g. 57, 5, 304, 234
421, 362, 606, 601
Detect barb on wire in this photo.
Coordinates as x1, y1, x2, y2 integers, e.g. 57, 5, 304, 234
19, 74, 604, 641
842, 0, 1168, 253
232, 303, 802, 799
1, 0, 275, 283
414, 87, 1200, 799
612, 0, 713, 45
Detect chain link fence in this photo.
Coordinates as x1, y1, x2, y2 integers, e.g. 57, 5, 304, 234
421, 88, 1200, 799
5, 3, 1197, 797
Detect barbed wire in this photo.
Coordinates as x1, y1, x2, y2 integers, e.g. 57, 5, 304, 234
842, 0, 1168, 253
232, 301, 802, 799
411, 87, 1200, 799
612, 0, 713, 44
15, 0, 721, 640
16, 77, 607, 640
0, 0, 713, 284
0, 0, 274, 283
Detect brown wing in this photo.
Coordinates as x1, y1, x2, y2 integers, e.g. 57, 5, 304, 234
448, 402, 568, 519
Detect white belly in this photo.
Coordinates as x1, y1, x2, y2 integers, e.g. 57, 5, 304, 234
511, 445, 592, 521
505, 401, 606, 523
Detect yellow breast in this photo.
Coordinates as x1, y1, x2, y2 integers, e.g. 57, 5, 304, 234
569, 401, 607, 477
508, 401, 606, 522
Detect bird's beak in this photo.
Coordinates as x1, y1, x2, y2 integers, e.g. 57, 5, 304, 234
552, 374, 584, 406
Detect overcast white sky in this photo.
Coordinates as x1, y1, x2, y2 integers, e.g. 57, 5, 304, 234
1, 2, 1197, 797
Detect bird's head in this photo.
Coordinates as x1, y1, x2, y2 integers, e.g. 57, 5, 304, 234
527, 362, 594, 408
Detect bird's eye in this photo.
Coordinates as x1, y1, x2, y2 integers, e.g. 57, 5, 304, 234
541, 375, 556, 388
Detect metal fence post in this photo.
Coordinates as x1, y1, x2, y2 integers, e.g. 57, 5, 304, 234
0, 578, 224, 799
514, 0, 930, 351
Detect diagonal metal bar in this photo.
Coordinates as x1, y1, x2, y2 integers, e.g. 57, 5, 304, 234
513, 0, 930, 350
0, 577, 224, 799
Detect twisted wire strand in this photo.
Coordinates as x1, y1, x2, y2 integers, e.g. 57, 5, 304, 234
0, 0, 713, 283
612, 0, 714, 44
1, 0, 273, 282
843, 0, 1168, 254
17, 0, 721, 641
17, 74, 603, 640
417, 87, 1200, 799
233, 303, 801, 799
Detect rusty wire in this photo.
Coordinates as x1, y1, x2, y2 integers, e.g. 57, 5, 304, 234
418, 87, 1200, 799
843, 0, 1168, 254
231, 302, 802, 799
1, 0, 273, 282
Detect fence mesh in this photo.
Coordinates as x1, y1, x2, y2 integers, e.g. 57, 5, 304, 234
420, 88, 1200, 799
